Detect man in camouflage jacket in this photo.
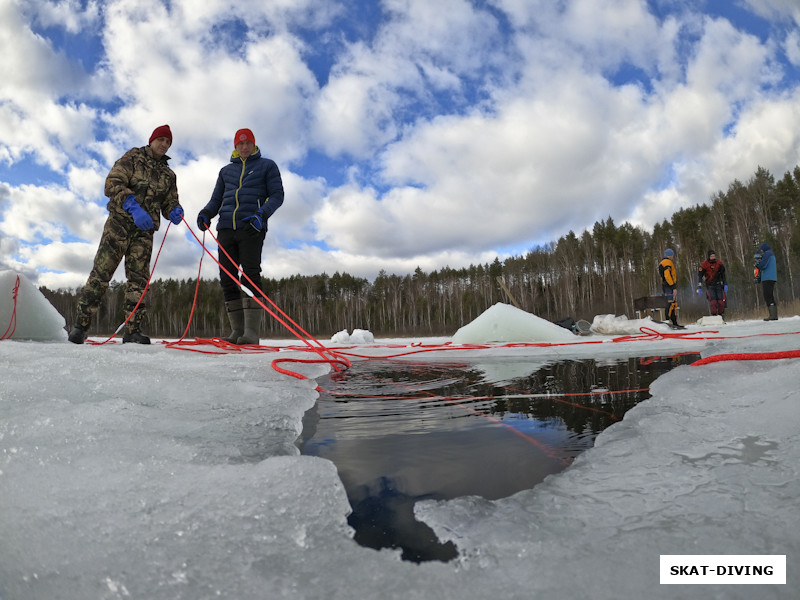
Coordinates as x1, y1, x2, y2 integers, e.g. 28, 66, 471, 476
68, 125, 184, 344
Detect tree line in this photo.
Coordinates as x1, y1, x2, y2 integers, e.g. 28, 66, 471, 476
41, 164, 800, 338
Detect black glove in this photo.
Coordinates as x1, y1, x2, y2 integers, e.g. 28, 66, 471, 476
197, 210, 212, 231
242, 210, 266, 231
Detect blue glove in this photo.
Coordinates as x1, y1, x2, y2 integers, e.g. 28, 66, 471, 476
724, 285, 728, 293
696, 285, 702, 295
197, 211, 211, 231
123, 195, 154, 230
242, 211, 265, 231
169, 206, 184, 225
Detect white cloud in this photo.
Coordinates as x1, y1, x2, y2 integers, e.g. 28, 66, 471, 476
0, 2, 91, 96
0, 183, 104, 244
0, 1, 101, 169
785, 29, 800, 66
740, 0, 800, 23
311, 68, 400, 157
270, 170, 327, 243
311, 0, 508, 159
687, 16, 777, 98
100, 1, 320, 162
3, 0, 800, 292
25, 0, 101, 34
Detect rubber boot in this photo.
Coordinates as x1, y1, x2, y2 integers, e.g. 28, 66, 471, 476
68, 324, 89, 344
669, 301, 680, 327
237, 298, 262, 345
122, 330, 151, 344
121, 309, 151, 344
223, 298, 244, 343
764, 304, 778, 321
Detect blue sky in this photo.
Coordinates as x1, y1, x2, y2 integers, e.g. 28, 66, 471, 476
2, 0, 800, 291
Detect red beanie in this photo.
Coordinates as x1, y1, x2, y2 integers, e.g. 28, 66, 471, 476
149, 124, 172, 145
234, 128, 256, 147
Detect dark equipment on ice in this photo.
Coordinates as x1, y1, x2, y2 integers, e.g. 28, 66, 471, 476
753, 251, 763, 284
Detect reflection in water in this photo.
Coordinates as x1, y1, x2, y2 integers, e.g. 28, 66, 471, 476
297, 354, 698, 563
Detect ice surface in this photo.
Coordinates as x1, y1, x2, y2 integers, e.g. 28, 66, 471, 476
0, 270, 67, 341
452, 302, 578, 343
1, 303, 798, 599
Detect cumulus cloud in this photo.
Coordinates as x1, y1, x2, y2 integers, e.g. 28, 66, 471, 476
2, 0, 800, 291
26, 0, 102, 33
740, 0, 800, 22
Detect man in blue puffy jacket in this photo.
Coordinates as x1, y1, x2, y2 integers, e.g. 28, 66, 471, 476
197, 128, 284, 344
755, 241, 778, 321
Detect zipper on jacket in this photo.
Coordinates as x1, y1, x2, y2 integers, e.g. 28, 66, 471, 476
232, 156, 247, 229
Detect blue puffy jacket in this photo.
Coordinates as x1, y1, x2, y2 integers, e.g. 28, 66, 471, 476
202, 147, 284, 231
756, 242, 777, 282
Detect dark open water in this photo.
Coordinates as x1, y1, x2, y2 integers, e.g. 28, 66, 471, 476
297, 353, 699, 563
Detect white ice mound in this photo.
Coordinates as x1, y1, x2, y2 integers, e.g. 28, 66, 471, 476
452, 302, 577, 344
330, 328, 375, 344
0, 270, 68, 342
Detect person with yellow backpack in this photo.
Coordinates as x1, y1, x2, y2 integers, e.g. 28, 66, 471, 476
658, 248, 684, 329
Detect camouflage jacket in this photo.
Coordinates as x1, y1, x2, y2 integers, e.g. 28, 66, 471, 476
104, 145, 180, 231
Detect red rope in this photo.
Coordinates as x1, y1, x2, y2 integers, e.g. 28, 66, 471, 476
1, 275, 20, 340
691, 349, 800, 366
177, 217, 351, 377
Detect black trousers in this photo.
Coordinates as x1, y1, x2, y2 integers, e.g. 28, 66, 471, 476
762, 280, 776, 306
217, 227, 266, 302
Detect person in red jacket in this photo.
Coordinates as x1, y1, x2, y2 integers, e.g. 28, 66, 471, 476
697, 249, 728, 317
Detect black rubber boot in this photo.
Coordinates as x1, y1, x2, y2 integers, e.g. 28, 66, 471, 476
223, 298, 244, 343
764, 305, 778, 321
670, 304, 681, 328
122, 330, 151, 344
68, 325, 89, 344
236, 298, 262, 345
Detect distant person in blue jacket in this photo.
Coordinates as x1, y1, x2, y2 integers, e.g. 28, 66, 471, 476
197, 128, 285, 344
755, 242, 778, 321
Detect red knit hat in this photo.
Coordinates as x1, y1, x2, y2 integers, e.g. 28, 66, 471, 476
149, 124, 172, 145
234, 128, 255, 147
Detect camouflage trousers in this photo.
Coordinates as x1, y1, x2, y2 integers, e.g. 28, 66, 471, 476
75, 213, 153, 334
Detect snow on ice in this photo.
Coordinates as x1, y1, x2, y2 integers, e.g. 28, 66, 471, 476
0, 271, 797, 599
